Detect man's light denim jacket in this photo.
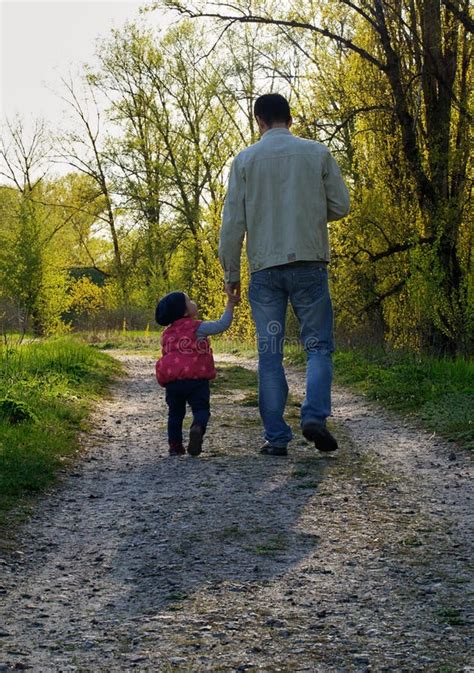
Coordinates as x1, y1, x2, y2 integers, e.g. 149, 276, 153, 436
218, 128, 350, 283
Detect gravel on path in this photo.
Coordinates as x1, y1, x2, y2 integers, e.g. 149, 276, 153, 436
0, 353, 472, 673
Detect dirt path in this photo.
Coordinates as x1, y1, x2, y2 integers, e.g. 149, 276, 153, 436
0, 353, 472, 673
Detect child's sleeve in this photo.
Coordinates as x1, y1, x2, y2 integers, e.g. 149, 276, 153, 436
196, 308, 233, 338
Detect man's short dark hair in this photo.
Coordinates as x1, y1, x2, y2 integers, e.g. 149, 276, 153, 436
254, 93, 291, 127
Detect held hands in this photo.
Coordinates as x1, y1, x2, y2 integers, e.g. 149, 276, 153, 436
224, 281, 241, 299
224, 281, 241, 309
227, 294, 241, 308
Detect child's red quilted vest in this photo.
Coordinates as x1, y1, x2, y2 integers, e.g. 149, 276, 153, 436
155, 317, 217, 387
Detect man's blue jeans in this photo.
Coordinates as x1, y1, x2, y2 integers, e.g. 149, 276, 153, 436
248, 263, 334, 448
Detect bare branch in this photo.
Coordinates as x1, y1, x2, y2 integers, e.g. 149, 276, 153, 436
159, 2, 387, 70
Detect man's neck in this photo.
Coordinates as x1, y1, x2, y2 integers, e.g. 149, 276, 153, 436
261, 123, 290, 136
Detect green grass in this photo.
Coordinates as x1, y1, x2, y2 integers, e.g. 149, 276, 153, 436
437, 607, 464, 626
211, 338, 257, 357
252, 533, 288, 556
241, 390, 259, 406
285, 346, 473, 450
218, 524, 246, 541
0, 337, 120, 524
79, 328, 162, 352
79, 330, 259, 357
211, 364, 257, 393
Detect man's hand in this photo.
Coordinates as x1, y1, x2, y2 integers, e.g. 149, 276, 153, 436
227, 294, 241, 306
224, 281, 241, 299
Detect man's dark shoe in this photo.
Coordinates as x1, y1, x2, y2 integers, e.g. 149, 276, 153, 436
169, 441, 185, 456
259, 441, 288, 457
302, 423, 338, 452
188, 424, 204, 456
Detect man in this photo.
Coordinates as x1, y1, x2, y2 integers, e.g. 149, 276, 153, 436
219, 93, 350, 456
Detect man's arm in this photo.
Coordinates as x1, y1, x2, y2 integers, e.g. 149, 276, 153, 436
323, 150, 350, 221
219, 156, 246, 285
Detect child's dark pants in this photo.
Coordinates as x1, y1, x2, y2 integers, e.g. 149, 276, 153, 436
165, 379, 211, 443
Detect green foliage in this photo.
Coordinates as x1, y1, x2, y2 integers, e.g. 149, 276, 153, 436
0, 397, 38, 424
67, 275, 107, 331
37, 266, 73, 336
0, 192, 43, 331
192, 236, 228, 322
0, 338, 119, 521
290, 1, 472, 355
1, 5, 471, 355
192, 237, 255, 341
0, 179, 98, 336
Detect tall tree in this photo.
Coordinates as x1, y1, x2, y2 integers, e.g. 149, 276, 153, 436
0, 118, 51, 334
90, 20, 241, 287
54, 76, 129, 310
155, 0, 473, 354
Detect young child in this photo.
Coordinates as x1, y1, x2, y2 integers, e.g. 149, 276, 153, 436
155, 291, 240, 456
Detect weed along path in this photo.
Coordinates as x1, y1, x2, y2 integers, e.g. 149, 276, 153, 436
0, 353, 472, 672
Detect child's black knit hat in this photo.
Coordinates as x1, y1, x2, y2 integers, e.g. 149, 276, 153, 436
155, 291, 187, 326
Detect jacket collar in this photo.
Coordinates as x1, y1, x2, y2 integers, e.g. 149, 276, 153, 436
260, 128, 292, 140
168, 316, 198, 329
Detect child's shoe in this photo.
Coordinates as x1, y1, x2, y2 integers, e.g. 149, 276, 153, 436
169, 441, 185, 456
187, 423, 204, 456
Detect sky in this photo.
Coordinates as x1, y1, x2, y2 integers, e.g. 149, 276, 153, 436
1, 0, 167, 132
